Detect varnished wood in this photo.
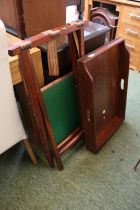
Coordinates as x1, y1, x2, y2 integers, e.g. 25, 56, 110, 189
19, 50, 54, 168
7, 33, 44, 87
59, 129, 84, 155
0, 0, 65, 38
0, 0, 17, 31
57, 126, 82, 150
22, 138, 37, 165
90, 7, 118, 41
8, 21, 88, 56
77, 38, 130, 153
14, 0, 25, 39
9, 48, 44, 87
8, 21, 86, 170
68, 28, 85, 82
85, 0, 140, 18
15, 83, 42, 149
41, 72, 73, 92
0, 0, 25, 38
22, 0, 66, 36
20, 50, 64, 170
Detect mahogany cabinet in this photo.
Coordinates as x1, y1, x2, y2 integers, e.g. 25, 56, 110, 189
0, 0, 24, 38
22, 0, 66, 36
0, 0, 66, 38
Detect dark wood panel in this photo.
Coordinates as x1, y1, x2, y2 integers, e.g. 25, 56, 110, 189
22, 0, 66, 36
0, 0, 17, 28
77, 38, 130, 153
0, 0, 66, 38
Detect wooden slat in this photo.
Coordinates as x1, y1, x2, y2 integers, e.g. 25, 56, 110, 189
47, 40, 59, 76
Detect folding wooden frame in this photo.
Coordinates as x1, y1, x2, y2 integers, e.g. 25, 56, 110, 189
8, 20, 87, 170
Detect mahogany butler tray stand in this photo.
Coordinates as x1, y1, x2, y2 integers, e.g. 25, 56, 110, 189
8, 20, 86, 170
77, 38, 130, 153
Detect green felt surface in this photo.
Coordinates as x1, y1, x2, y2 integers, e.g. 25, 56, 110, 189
42, 74, 80, 144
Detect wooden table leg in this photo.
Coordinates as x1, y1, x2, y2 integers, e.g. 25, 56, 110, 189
22, 138, 37, 165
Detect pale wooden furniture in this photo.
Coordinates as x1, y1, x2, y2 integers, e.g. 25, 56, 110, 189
22, 138, 37, 165
7, 33, 44, 87
85, 0, 140, 71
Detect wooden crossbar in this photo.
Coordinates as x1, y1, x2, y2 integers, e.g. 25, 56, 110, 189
8, 20, 88, 56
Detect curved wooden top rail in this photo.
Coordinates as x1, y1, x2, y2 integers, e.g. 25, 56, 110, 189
8, 20, 88, 56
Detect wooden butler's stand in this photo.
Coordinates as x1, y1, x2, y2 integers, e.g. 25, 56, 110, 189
84, 0, 140, 72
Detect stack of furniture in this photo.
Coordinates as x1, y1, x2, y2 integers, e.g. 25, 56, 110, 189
85, 0, 140, 72
0, 1, 130, 169
8, 20, 129, 169
4, 1, 109, 167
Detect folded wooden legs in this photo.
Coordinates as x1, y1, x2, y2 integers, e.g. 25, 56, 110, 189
22, 138, 37, 165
